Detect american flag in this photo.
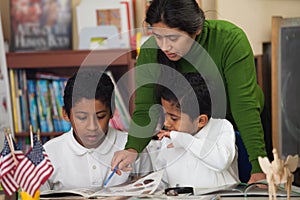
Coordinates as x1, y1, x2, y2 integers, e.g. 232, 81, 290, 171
0, 137, 24, 196
14, 134, 53, 197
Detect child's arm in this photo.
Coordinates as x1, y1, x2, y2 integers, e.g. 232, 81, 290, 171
167, 122, 236, 172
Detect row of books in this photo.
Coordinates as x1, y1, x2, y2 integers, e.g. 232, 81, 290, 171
9, 69, 71, 134
9, 69, 131, 136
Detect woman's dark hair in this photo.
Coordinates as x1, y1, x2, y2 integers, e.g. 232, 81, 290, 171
156, 72, 211, 120
145, 0, 205, 36
146, 0, 206, 79
63, 70, 115, 118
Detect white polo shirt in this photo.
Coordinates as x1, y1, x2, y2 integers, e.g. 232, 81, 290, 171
150, 118, 240, 188
41, 127, 152, 191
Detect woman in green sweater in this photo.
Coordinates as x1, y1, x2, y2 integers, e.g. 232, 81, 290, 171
111, 0, 267, 184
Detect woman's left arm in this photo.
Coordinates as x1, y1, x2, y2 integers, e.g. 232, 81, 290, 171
222, 28, 267, 174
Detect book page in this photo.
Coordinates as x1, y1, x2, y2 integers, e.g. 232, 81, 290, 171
90, 170, 164, 197
40, 170, 163, 199
40, 187, 102, 198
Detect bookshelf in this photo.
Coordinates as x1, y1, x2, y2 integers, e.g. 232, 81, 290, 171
6, 49, 133, 68
6, 48, 135, 137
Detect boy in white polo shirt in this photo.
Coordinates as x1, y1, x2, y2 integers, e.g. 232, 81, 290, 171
41, 70, 151, 191
153, 72, 239, 188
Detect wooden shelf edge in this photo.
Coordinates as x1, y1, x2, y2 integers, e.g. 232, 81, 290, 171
15, 132, 64, 137
6, 48, 133, 68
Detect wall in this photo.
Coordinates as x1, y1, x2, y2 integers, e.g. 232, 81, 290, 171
215, 0, 300, 55
201, 0, 217, 20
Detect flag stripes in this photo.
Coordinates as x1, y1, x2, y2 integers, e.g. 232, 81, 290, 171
14, 153, 53, 197
1, 131, 53, 197
14, 134, 53, 197
0, 138, 24, 196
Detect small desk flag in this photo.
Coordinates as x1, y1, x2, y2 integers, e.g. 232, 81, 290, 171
0, 137, 24, 196
14, 134, 53, 197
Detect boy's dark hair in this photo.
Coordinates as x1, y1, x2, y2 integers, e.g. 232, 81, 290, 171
156, 72, 211, 120
63, 70, 115, 118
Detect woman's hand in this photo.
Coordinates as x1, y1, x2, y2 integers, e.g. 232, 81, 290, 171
248, 172, 267, 188
248, 172, 266, 184
111, 148, 138, 175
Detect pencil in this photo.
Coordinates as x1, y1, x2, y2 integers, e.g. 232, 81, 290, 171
103, 166, 118, 187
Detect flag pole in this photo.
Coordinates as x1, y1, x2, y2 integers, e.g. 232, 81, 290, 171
4, 128, 18, 166
30, 125, 33, 148
37, 129, 41, 142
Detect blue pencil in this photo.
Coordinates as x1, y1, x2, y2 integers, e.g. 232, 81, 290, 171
103, 166, 118, 187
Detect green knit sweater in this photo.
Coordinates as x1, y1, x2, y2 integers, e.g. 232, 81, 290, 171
125, 20, 267, 174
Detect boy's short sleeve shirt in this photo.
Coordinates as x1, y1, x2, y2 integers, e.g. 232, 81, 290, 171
152, 118, 239, 188
41, 127, 151, 191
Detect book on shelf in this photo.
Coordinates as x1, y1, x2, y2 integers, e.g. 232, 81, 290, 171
76, 0, 134, 50
36, 79, 54, 132
36, 80, 47, 133
14, 69, 23, 132
17, 69, 30, 132
10, 0, 72, 51
48, 82, 61, 132
9, 69, 20, 132
40, 170, 163, 199
27, 80, 39, 133
51, 79, 71, 132
106, 71, 130, 131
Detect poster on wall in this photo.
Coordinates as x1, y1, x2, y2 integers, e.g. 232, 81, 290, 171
76, 0, 134, 49
10, 0, 72, 51
0, 13, 14, 149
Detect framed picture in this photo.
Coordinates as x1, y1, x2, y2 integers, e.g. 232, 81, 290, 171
10, 0, 72, 51
0, 13, 14, 148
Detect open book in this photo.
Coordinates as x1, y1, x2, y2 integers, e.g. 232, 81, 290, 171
193, 182, 300, 198
40, 170, 163, 199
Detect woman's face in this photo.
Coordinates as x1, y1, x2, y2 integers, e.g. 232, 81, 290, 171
152, 22, 199, 61
64, 98, 111, 149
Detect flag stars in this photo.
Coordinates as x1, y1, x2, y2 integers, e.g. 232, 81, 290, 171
27, 147, 45, 166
